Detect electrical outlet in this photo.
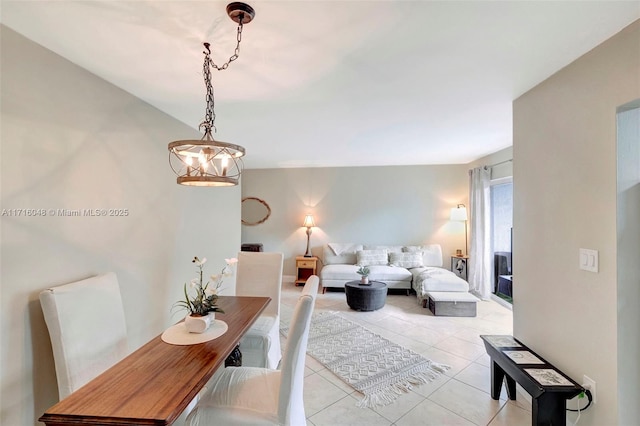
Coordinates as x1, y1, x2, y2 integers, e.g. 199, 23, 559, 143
583, 375, 597, 404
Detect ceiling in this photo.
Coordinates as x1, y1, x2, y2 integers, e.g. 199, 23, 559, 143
2, 1, 638, 169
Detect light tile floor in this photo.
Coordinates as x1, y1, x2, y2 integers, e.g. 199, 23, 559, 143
279, 282, 533, 426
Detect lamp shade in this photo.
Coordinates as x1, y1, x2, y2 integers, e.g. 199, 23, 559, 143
450, 204, 468, 221
302, 214, 315, 228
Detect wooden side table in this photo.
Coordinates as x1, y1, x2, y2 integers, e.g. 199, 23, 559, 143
295, 256, 318, 286
451, 255, 469, 281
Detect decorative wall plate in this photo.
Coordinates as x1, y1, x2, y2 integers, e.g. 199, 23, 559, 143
241, 196, 271, 225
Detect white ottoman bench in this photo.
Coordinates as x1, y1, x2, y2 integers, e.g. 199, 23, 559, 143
425, 291, 480, 317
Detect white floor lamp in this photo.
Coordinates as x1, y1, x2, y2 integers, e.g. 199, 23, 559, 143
450, 204, 468, 256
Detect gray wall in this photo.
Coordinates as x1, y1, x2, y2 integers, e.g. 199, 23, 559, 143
0, 26, 241, 425
513, 20, 639, 425
241, 165, 469, 278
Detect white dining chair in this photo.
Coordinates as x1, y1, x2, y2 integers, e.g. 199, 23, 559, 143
39, 272, 129, 400
235, 251, 284, 369
185, 275, 319, 426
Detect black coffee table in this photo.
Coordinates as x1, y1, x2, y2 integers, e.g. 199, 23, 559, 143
345, 280, 387, 311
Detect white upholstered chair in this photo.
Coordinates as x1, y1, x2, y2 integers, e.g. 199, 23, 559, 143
185, 275, 319, 426
39, 272, 129, 400
236, 251, 284, 368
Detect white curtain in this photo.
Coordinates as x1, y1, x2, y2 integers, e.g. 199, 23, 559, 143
468, 167, 492, 300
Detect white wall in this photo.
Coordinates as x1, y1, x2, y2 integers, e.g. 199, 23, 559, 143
616, 102, 640, 424
0, 26, 241, 425
241, 165, 468, 277
468, 147, 513, 181
513, 20, 639, 425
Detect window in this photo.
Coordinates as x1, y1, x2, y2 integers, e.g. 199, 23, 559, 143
491, 178, 513, 253
490, 177, 513, 300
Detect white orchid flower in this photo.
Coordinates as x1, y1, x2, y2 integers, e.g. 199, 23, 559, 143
225, 258, 238, 265
192, 256, 207, 266
189, 278, 198, 288
210, 274, 220, 282
205, 287, 218, 296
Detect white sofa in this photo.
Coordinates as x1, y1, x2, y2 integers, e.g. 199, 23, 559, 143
320, 243, 455, 294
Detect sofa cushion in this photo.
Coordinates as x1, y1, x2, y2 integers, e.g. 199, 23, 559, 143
323, 244, 363, 265
368, 265, 412, 282
389, 252, 424, 269
320, 264, 359, 281
403, 244, 443, 267
356, 249, 388, 266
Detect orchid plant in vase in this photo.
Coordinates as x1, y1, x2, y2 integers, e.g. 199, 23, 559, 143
173, 256, 237, 333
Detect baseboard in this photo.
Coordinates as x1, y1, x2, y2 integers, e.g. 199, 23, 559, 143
491, 293, 513, 310
282, 275, 295, 284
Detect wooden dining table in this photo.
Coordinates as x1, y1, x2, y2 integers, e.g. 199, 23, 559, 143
39, 295, 270, 426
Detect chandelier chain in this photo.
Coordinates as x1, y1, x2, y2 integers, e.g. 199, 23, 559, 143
200, 17, 245, 136
211, 21, 243, 71
201, 50, 216, 135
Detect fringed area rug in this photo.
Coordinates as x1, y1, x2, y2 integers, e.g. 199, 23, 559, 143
281, 311, 450, 408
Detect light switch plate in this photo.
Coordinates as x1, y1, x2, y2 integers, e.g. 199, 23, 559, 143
579, 248, 598, 273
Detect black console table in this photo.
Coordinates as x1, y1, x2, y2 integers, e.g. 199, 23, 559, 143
480, 335, 583, 426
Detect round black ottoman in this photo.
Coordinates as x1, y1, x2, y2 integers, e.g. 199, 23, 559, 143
345, 280, 387, 311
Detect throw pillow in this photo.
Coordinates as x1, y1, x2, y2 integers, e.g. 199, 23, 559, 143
404, 244, 443, 267
390, 252, 424, 268
364, 245, 403, 253
356, 249, 389, 266
328, 243, 360, 256
402, 245, 423, 253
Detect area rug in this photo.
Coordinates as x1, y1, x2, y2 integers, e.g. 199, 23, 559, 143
281, 311, 450, 408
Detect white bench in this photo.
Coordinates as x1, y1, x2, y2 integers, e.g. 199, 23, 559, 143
425, 291, 479, 317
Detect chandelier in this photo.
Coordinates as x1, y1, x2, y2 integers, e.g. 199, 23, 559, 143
168, 2, 255, 186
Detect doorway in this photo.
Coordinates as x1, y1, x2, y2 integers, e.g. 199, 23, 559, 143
616, 100, 639, 424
